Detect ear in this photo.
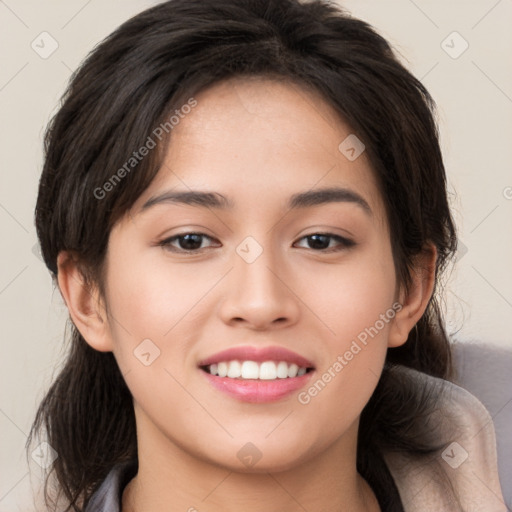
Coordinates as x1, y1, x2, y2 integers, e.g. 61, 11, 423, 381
56, 251, 113, 352
388, 244, 437, 348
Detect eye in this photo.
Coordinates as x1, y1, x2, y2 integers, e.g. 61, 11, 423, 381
294, 233, 355, 252
158, 232, 219, 253
158, 231, 355, 254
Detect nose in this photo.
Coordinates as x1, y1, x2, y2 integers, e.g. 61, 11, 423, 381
217, 242, 300, 331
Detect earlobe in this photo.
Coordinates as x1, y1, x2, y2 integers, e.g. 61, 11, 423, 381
56, 251, 113, 352
388, 245, 437, 348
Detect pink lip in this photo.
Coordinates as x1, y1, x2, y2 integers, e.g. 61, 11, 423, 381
198, 345, 315, 403
201, 371, 315, 403
197, 345, 315, 369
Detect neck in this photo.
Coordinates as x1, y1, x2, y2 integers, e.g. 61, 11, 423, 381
122, 410, 380, 512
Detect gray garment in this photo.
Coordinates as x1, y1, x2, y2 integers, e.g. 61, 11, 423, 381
84, 460, 137, 512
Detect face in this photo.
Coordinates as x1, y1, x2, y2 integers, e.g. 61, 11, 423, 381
99, 77, 400, 472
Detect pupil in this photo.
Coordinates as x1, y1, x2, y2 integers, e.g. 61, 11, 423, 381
181, 234, 202, 250
308, 234, 329, 249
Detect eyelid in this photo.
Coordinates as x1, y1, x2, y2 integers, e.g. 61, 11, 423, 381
293, 233, 356, 251
157, 231, 356, 254
157, 232, 219, 253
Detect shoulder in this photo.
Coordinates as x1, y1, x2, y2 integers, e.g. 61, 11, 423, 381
383, 366, 507, 512
84, 459, 137, 512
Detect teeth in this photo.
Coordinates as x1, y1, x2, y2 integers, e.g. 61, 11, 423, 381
259, 361, 276, 380
276, 361, 288, 378
227, 360, 241, 378
241, 361, 259, 379
217, 362, 228, 378
287, 363, 299, 378
205, 360, 310, 380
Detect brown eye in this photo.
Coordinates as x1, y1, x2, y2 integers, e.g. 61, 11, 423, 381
294, 233, 355, 252
159, 233, 219, 253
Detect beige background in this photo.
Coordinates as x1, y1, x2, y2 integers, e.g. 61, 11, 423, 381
1, 0, 511, 510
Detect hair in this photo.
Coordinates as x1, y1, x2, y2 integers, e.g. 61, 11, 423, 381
28, 0, 460, 510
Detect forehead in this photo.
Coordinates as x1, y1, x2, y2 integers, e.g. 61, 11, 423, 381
129, 76, 386, 226
174, 76, 350, 157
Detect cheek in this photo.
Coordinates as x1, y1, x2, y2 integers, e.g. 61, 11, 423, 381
293, 244, 396, 427
103, 249, 233, 399
300, 243, 397, 348
106, 251, 212, 340
103, 254, 205, 439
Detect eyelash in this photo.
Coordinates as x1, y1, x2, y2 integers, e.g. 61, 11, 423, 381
157, 232, 356, 254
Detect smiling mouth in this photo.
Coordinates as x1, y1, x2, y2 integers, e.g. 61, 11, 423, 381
200, 360, 315, 380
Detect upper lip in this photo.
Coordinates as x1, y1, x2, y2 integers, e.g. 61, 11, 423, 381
198, 346, 315, 369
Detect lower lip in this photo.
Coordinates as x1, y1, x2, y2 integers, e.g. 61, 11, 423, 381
201, 369, 315, 403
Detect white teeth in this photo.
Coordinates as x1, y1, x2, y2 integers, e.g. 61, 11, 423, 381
227, 360, 241, 378
259, 361, 277, 380
276, 361, 289, 379
217, 362, 228, 377
205, 360, 310, 380
287, 363, 299, 378
241, 361, 259, 379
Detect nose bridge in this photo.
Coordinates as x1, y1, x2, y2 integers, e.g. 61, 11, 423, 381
237, 237, 280, 294
219, 234, 299, 328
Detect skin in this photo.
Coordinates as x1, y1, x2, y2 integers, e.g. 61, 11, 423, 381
57, 77, 436, 512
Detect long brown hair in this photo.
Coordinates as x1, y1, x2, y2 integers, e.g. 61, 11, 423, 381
28, 1, 459, 510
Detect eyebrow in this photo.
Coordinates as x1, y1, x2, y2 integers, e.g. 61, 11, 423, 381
140, 186, 372, 215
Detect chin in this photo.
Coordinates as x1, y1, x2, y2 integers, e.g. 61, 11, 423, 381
202, 439, 317, 474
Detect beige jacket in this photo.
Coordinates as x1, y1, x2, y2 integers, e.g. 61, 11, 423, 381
384, 368, 507, 511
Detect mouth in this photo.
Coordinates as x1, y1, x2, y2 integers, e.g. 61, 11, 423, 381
198, 346, 315, 403
199, 360, 314, 380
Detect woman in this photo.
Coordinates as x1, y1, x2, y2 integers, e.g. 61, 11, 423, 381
28, 0, 506, 511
